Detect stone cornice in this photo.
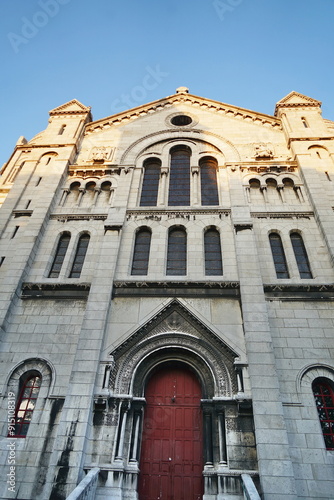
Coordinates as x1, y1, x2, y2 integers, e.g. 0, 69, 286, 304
50, 214, 108, 222
85, 93, 281, 134
113, 281, 240, 298
264, 283, 334, 300
229, 162, 298, 174
16, 143, 77, 151
21, 282, 91, 299
276, 102, 321, 110
68, 165, 122, 177
251, 211, 314, 219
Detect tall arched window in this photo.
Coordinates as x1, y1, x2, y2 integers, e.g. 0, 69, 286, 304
69, 234, 90, 278
13, 372, 42, 437
290, 232, 312, 279
200, 158, 219, 206
167, 227, 187, 275
269, 233, 289, 279
140, 159, 161, 206
131, 228, 152, 275
48, 233, 71, 278
168, 146, 191, 206
312, 379, 334, 450
204, 228, 223, 275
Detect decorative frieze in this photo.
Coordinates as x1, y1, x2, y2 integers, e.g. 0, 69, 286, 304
251, 211, 314, 219
21, 282, 90, 299
264, 283, 334, 300
126, 208, 231, 222
50, 214, 108, 222
68, 166, 121, 177
113, 281, 240, 298
233, 162, 298, 174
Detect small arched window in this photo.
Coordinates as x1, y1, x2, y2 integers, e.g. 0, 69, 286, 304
249, 178, 261, 190
48, 233, 71, 278
290, 233, 312, 279
131, 228, 152, 275
140, 159, 161, 207
200, 158, 219, 206
168, 146, 191, 206
58, 124, 66, 135
204, 228, 223, 275
69, 234, 90, 278
269, 233, 289, 279
312, 379, 334, 450
13, 372, 42, 437
301, 117, 309, 128
167, 227, 187, 275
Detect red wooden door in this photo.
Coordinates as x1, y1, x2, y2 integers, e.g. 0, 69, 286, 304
138, 364, 203, 500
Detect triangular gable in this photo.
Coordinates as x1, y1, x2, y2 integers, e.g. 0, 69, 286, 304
111, 299, 239, 360
275, 91, 321, 115
108, 299, 240, 397
85, 91, 281, 134
49, 99, 91, 116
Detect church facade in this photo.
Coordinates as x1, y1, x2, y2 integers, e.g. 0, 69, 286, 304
0, 88, 333, 500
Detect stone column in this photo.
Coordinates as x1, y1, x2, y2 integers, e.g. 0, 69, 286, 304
191, 166, 200, 205
217, 407, 227, 465
115, 400, 130, 461
158, 167, 169, 206
202, 402, 214, 467
129, 402, 144, 463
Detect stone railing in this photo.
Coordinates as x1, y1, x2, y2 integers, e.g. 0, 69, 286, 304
241, 473, 261, 500
66, 468, 100, 500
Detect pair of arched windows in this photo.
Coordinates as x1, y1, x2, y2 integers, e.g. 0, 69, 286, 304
269, 232, 312, 279
140, 147, 219, 207
48, 233, 90, 278
131, 227, 223, 276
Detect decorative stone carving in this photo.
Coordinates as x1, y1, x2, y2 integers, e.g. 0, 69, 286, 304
91, 146, 109, 161
254, 143, 274, 159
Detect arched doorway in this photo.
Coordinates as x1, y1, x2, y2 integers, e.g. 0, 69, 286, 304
138, 362, 203, 500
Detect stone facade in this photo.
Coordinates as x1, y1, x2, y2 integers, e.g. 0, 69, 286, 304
0, 88, 334, 499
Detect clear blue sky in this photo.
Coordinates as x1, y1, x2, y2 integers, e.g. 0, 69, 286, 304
1, 0, 334, 168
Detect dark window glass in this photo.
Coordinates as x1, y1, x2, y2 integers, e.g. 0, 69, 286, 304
290, 233, 312, 279
69, 234, 90, 278
171, 115, 192, 126
269, 233, 289, 278
312, 379, 334, 450
168, 147, 191, 206
49, 234, 71, 278
200, 159, 219, 206
12, 374, 41, 437
131, 229, 152, 275
204, 229, 223, 275
167, 227, 187, 275
140, 160, 161, 206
